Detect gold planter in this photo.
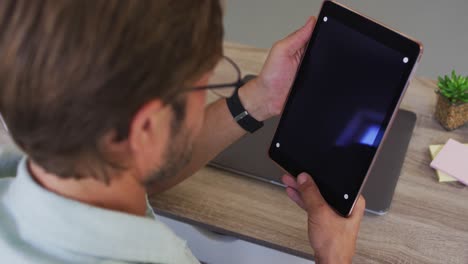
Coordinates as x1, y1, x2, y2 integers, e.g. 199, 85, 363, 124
434, 92, 468, 130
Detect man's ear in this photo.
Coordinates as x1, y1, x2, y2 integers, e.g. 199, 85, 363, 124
128, 99, 172, 169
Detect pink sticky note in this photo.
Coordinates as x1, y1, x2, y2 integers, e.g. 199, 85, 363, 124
430, 139, 468, 185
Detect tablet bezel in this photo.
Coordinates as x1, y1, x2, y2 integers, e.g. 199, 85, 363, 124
268, 0, 423, 217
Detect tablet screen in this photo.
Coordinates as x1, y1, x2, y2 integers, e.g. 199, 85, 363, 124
269, 1, 422, 216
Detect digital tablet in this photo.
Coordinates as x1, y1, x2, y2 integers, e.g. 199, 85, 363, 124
269, 0, 423, 217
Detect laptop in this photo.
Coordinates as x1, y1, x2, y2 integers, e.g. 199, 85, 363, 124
209, 109, 416, 215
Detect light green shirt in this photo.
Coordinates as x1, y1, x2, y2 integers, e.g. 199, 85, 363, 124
0, 157, 200, 264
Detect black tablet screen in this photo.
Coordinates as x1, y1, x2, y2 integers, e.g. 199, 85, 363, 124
269, 2, 421, 216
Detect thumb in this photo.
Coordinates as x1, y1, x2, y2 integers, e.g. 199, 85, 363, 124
296, 172, 327, 211
278, 16, 316, 56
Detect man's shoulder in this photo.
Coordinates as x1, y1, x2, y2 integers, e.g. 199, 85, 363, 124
0, 176, 14, 183
0, 178, 33, 263
0, 177, 13, 197
0, 186, 88, 264
0, 177, 55, 264
0, 177, 27, 263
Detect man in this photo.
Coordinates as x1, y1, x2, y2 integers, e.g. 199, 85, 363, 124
0, 1, 365, 263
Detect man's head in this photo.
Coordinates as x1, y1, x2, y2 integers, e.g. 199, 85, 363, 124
0, 0, 223, 185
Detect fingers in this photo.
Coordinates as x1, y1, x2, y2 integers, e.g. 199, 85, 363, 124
286, 186, 307, 210
282, 174, 306, 210
283, 172, 327, 212
281, 174, 298, 189
275, 16, 316, 56
296, 172, 327, 211
351, 195, 366, 219
283, 173, 362, 219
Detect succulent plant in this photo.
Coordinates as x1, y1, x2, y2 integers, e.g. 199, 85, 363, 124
437, 70, 468, 104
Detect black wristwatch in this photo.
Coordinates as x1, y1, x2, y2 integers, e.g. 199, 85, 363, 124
226, 77, 264, 133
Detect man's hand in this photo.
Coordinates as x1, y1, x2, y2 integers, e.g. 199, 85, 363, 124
238, 17, 316, 121
282, 173, 365, 264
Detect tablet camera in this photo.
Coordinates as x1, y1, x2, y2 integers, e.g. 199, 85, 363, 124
344, 194, 349, 200
403, 57, 409, 64
323, 16, 328, 22
276, 142, 280, 148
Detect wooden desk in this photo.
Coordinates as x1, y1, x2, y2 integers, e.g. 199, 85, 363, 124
150, 42, 468, 263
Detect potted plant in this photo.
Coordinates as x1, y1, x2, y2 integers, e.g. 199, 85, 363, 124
435, 70, 468, 130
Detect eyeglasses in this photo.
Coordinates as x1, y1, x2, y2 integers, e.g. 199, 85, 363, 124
189, 56, 244, 98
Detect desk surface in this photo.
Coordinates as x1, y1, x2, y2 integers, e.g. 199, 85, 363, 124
150, 42, 468, 263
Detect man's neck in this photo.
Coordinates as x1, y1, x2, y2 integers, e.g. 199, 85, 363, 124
28, 160, 148, 216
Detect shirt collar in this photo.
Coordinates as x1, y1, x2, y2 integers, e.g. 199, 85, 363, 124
3, 157, 195, 263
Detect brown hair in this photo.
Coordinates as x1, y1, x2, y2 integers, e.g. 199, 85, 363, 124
0, 0, 223, 181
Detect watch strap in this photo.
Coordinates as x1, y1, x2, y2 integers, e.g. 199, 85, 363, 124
226, 88, 264, 133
